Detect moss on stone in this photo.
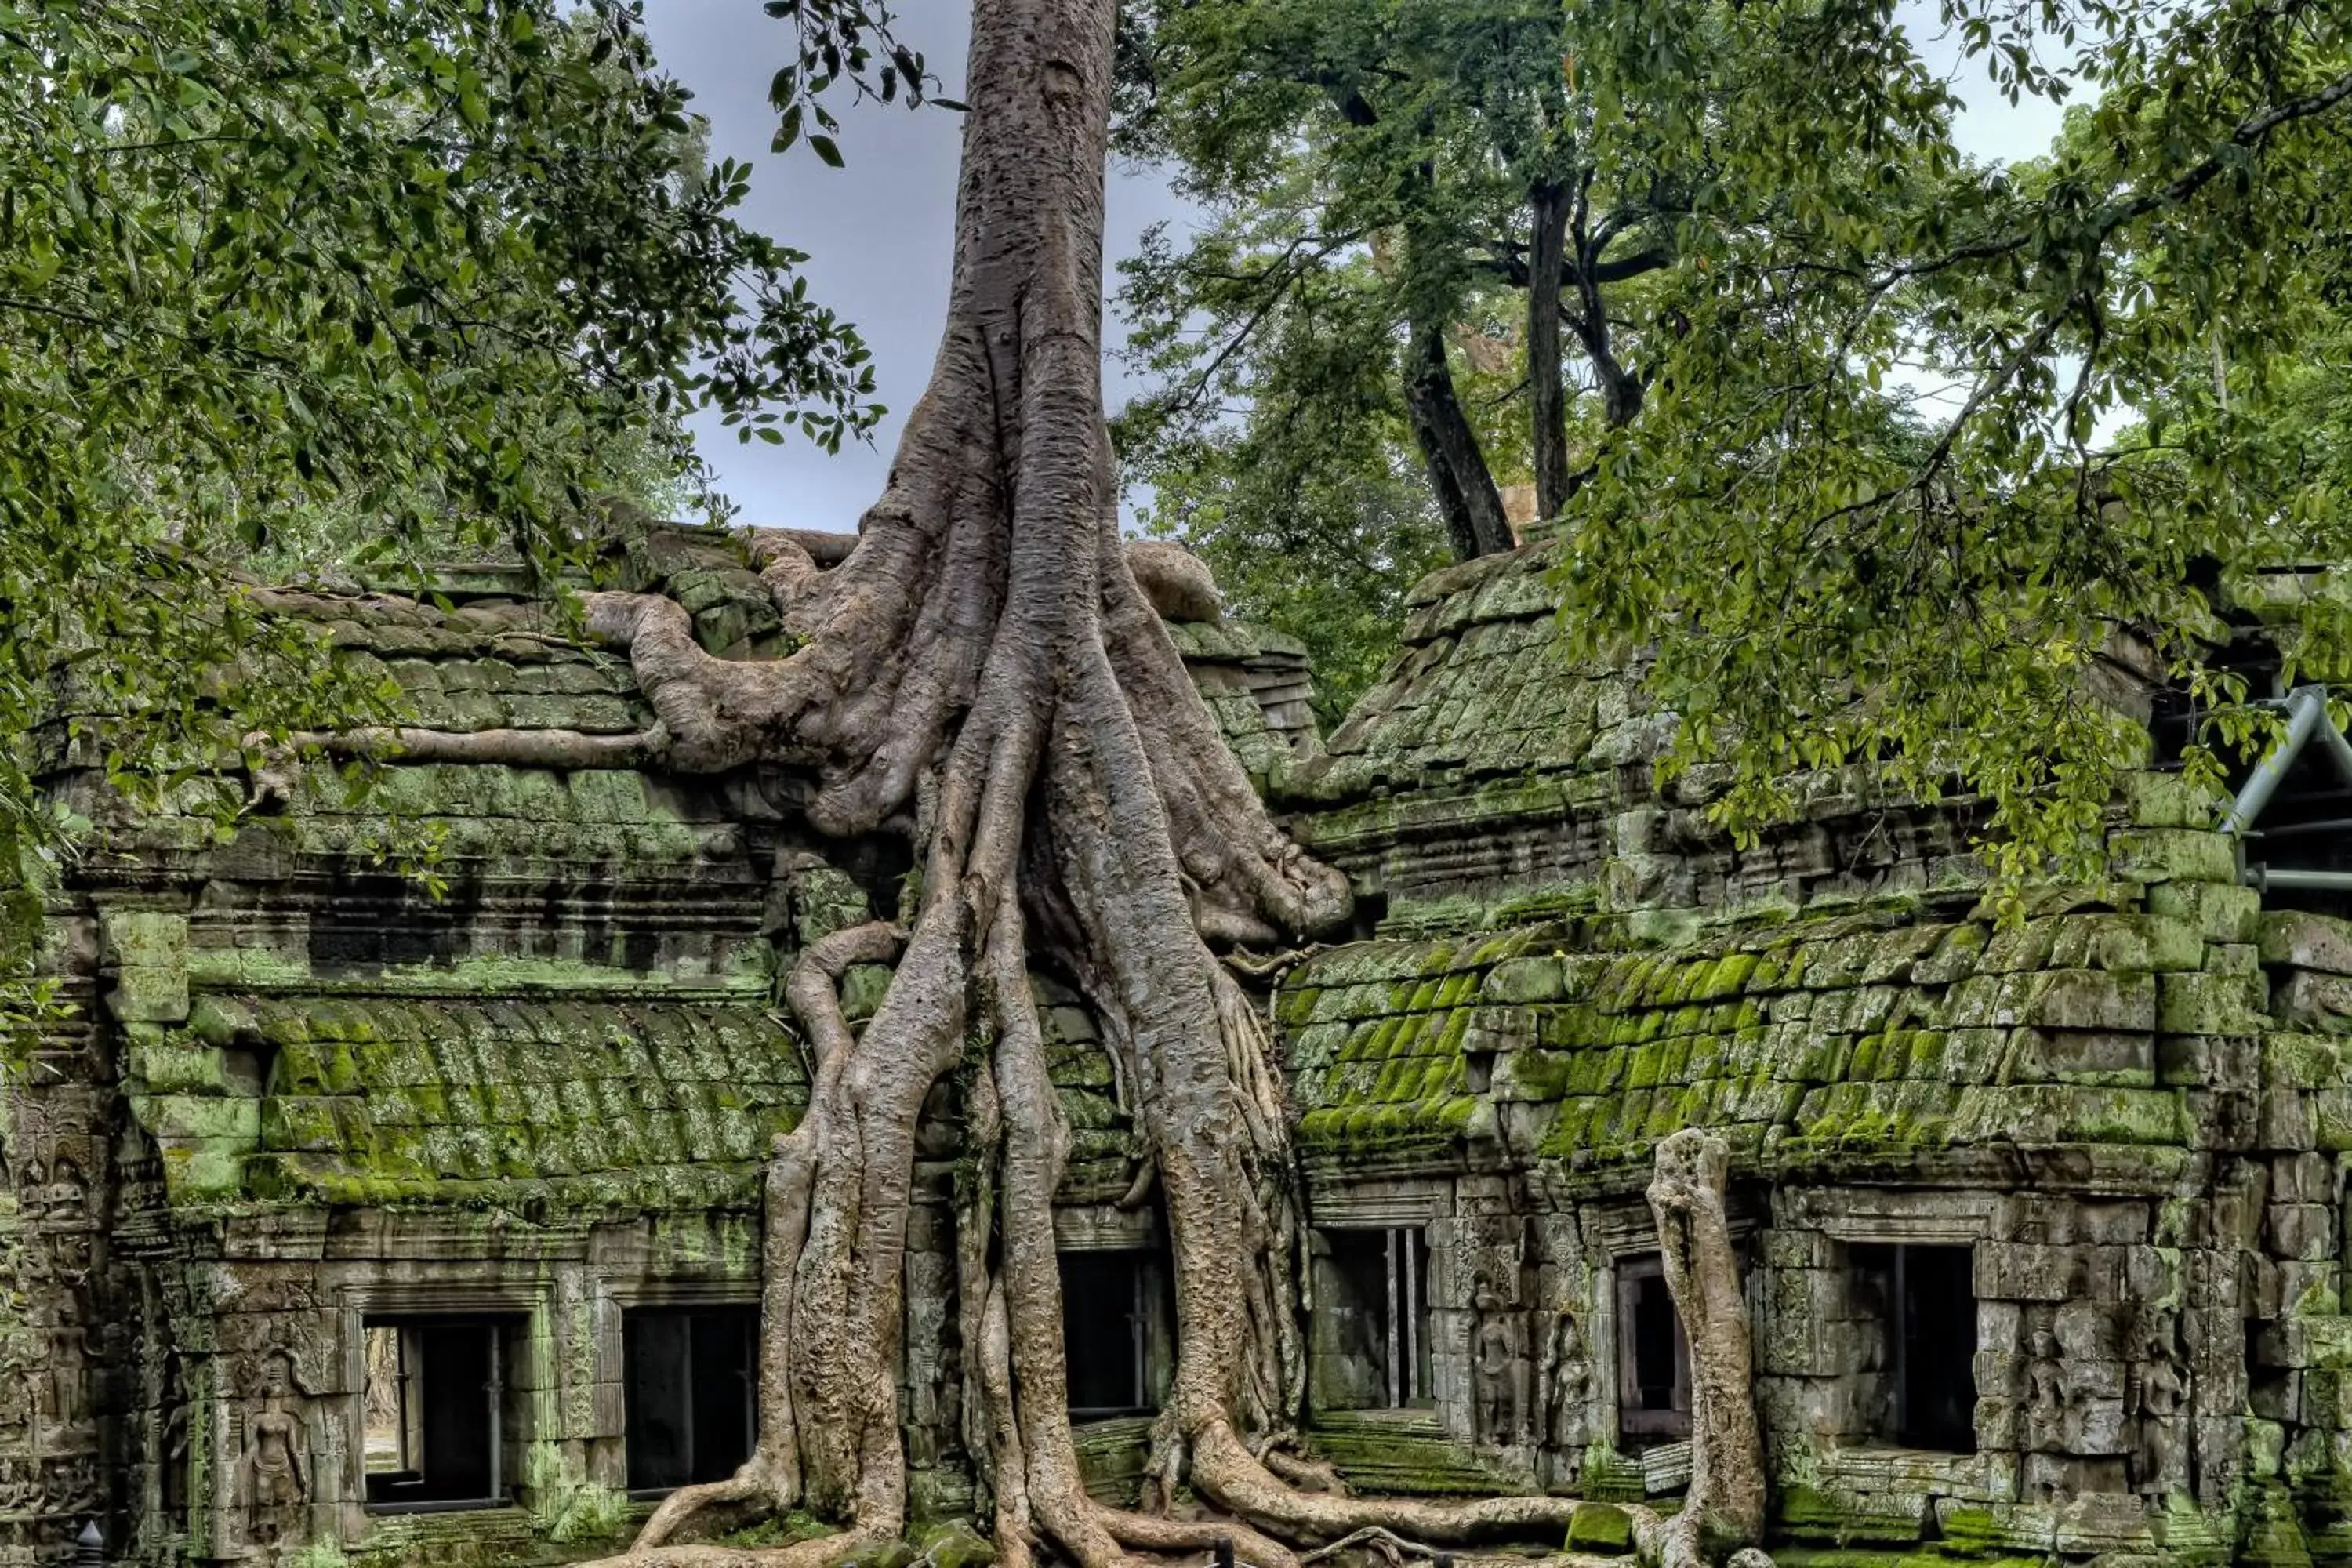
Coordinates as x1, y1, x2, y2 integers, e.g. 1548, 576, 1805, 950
1563, 1502, 1636, 1554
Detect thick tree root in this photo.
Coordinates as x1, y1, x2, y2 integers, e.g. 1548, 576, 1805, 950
568, 1524, 896, 1568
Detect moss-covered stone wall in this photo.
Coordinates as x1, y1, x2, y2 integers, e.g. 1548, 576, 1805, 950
27, 527, 2352, 1568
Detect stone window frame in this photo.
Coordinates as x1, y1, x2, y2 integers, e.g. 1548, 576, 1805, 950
603, 1275, 765, 1497
1304, 1178, 1452, 1422
336, 1276, 546, 1525
1788, 1188, 1994, 1468
1614, 1252, 1693, 1440
1581, 1196, 1761, 1452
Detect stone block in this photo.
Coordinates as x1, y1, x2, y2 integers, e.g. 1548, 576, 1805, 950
2020, 1028, 2154, 1083
1976, 1240, 2119, 1301
2150, 880, 2262, 943
2125, 1244, 2179, 1300
130, 1027, 236, 1094
2052, 913, 2205, 973
2259, 909, 2352, 975
2208, 942, 2260, 975
1759, 1229, 1834, 1269
140, 1093, 263, 1143
2157, 1033, 2258, 1091
2266, 1089, 2316, 1152
2272, 1152, 2332, 1203
2122, 770, 2225, 829
1483, 956, 1563, 1004
1973, 1348, 2025, 1399
2158, 970, 2267, 1033
2311, 1089, 2352, 1152
2187, 1090, 2259, 1152
2067, 1396, 2130, 1455
2252, 1370, 2303, 1423
2278, 1260, 2340, 1315
1978, 1299, 2024, 1351
110, 963, 190, 1023
2054, 1300, 2127, 1360
2111, 828, 2238, 885
99, 906, 190, 970
2267, 1203, 2336, 1261
2274, 971, 2352, 1032
2303, 1367, 2352, 1427
2048, 1488, 2154, 1552
1756, 1269, 1840, 1375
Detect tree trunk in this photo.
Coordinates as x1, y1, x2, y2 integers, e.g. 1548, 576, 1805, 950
1403, 318, 1515, 560
1566, 209, 1643, 431
1527, 180, 1573, 524
397, 3, 1775, 1564
1646, 1131, 1766, 1565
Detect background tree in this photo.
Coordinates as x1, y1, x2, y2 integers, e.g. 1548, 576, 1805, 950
1113, 0, 1967, 543
1557, 0, 2352, 885
1112, 0, 1968, 711
1117, 245, 1451, 722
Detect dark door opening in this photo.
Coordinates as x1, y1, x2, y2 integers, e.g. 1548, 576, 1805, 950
1058, 1250, 1171, 1418
1616, 1254, 1692, 1440
1851, 1243, 1977, 1451
364, 1317, 514, 1510
626, 1307, 759, 1494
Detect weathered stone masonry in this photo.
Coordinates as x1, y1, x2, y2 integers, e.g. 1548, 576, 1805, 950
14, 529, 2352, 1567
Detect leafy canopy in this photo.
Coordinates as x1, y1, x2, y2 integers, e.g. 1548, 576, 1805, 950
1120, 0, 2352, 892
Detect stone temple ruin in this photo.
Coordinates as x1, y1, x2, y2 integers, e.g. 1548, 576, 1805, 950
13, 527, 2352, 1567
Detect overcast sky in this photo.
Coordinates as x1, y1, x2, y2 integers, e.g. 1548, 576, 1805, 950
639, 1, 2073, 533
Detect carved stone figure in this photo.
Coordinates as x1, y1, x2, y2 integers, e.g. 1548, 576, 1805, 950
1472, 1290, 1519, 1444
2025, 1327, 2068, 1453
238, 1352, 308, 1553
40, 1291, 93, 1450
1548, 1310, 1595, 1447
2131, 1308, 2189, 1495
2133, 1352, 2187, 1494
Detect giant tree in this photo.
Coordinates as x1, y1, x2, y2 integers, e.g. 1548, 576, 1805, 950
550, 0, 1763, 1564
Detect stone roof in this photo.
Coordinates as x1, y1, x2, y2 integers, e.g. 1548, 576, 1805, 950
1294, 545, 1644, 800
1163, 618, 1316, 786
1282, 541, 1984, 931
132, 993, 804, 1210
1276, 856, 2279, 1181
127, 977, 1140, 1212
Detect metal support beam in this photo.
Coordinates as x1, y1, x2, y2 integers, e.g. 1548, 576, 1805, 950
2223, 686, 2334, 835
2245, 865, 2352, 894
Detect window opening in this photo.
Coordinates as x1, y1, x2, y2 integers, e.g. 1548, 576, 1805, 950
1059, 1251, 1170, 1418
362, 1317, 514, 1510
625, 1307, 759, 1495
1311, 1227, 1432, 1411
1616, 1254, 1692, 1440
1850, 1243, 1977, 1451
